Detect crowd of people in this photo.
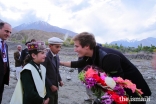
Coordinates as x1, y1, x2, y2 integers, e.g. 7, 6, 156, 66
0, 21, 154, 104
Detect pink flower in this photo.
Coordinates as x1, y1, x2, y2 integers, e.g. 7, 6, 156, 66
114, 77, 125, 83
136, 89, 143, 95
124, 79, 136, 93
100, 72, 106, 80
114, 77, 138, 93
85, 67, 98, 78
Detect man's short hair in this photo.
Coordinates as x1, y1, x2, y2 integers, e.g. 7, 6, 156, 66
0, 22, 11, 29
17, 45, 22, 48
73, 32, 96, 50
25, 41, 31, 45
31, 39, 36, 42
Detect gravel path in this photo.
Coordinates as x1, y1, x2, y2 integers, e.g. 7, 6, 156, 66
1, 47, 156, 104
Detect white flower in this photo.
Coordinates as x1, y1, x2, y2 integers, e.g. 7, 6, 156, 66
105, 77, 116, 89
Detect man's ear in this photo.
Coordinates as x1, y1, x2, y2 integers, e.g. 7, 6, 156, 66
49, 44, 52, 48
85, 45, 90, 50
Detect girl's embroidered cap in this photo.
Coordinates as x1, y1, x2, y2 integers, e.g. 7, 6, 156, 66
27, 41, 46, 51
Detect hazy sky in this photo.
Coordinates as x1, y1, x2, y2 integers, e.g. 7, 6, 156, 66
0, 0, 156, 43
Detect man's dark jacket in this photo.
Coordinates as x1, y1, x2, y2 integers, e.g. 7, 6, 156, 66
0, 43, 10, 104
0, 44, 10, 86
42, 51, 62, 88
14, 51, 21, 67
71, 46, 151, 97
20, 48, 29, 65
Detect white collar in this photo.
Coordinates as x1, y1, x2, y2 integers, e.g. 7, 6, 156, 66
50, 50, 56, 57
34, 63, 42, 73
0, 38, 5, 42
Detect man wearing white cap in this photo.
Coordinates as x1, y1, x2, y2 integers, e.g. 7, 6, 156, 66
42, 37, 64, 104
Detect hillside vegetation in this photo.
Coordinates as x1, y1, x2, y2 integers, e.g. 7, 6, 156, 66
8, 29, 73, 46
8, 29, 156, 53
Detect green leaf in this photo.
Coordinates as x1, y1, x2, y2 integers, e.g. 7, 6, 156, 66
109, 71, 118, 74
78, 71, 85, 81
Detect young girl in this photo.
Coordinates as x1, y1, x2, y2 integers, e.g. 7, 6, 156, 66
10, 41, 50, 104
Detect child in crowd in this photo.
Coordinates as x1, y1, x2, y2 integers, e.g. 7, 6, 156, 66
10, 41, 50, 104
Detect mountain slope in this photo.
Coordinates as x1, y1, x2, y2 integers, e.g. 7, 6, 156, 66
138, 37, 156, 46
0, 19, 3, 22
110, 37, 156, 47
13, 21, 76, 37
9, 29, 68, 42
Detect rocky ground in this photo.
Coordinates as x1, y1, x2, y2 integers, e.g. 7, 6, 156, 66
2, 47, 156, 104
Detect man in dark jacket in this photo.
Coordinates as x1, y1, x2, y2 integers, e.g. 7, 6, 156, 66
14, 45, 22, 80
60, 32, 151, 104
42, 37, 64, 104
0, 22, 12, 104
20, 41, 30, 66
20, 39, 36, 66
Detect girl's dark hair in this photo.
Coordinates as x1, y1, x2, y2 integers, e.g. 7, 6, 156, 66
23, 50, 40, 66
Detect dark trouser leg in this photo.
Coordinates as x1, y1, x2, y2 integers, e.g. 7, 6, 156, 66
0, 84, 4, 104
54, 91, 58, 104
49, 91, 58, 104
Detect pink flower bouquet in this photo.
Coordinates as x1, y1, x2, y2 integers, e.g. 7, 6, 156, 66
78, 65, 143, 104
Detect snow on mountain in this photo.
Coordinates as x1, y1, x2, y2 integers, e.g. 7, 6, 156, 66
13, 21, 77, 37
110, 37, 156, 47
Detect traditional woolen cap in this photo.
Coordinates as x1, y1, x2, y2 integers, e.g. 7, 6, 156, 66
48, 37, 64, 44
27, 41, 46, 51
